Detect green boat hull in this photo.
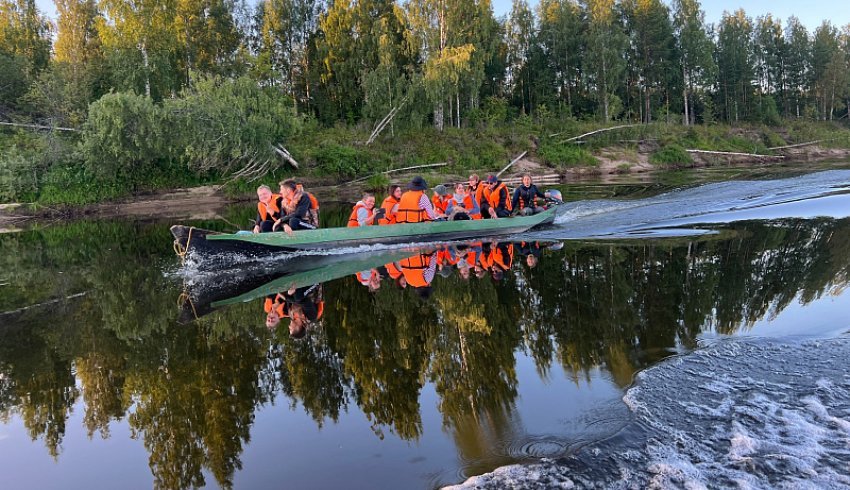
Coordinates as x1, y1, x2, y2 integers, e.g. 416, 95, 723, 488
171, 207, 557, 260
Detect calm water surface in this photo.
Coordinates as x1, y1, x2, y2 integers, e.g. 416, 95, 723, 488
1, 167, 850, 489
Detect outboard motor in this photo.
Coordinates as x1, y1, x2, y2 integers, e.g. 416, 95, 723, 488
545, 189, 563, 205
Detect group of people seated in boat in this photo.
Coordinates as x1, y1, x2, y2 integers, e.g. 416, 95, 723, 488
253, 174, 551, 234
348, 174, 552, 227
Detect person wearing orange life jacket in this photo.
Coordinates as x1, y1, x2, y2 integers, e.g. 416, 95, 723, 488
379, 185, 403, 225
476, 174, 495, 218
275, 180, 317, 235
396, 176, 444, 223
274, 284, 324, 339
253, 185, 281, 233
264, 293, 287, 329
383, 260, 407, 288
354, 268, 382, 292
431, 185, 452, 215
348, 193, 380, 227
399, 250, 438, 299
511, 174, 549, 216
484, 175, 512, 218
297, 183, 321, 226
446, 182, 481, 220
487, 242, 514, 282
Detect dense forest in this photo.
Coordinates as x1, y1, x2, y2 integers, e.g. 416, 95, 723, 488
2, 0, 850, 203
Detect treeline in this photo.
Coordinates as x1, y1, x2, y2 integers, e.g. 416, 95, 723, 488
2, 0, 850, 203
4, 0, 850, 127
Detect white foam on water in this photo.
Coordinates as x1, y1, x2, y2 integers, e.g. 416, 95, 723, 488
445, 338, 850, 489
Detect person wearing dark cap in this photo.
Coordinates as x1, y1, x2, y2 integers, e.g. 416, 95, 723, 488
485, 175, 512, 218
397, 176, 444, 223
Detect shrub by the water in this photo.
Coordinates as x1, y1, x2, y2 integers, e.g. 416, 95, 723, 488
539, 141, 598, 167
650, 144, 693, 166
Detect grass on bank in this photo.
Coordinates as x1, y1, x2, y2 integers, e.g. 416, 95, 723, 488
3, 119, 850, 206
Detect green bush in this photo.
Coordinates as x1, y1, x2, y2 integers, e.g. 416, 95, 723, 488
538, 141, 598, 167
0, 147, 41, 202
79, 92, 171, 183
365, 173, 390, 191
650, 144, 693, 166
315, 142, 365, 177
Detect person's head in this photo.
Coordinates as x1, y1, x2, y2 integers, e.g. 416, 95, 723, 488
474, 264, 486, 278
257, 185, 273, 203
458, 264, 470, 280
454, 182, 465, 195
526, 254, 538, 268
289, 316, 307, 339
522, 174, 532, 187
410, 176, 428, 191
395, 275, 408, 289
368, 269, 381, 292
389, 184, 402, 199
486, 174, 498, 188
362, 193, 376, 209
279, 179, 297, 198
265, 308, 281, 329
491, 266, 504, 282
468, 174, 480, 187
434, 184, 449, 198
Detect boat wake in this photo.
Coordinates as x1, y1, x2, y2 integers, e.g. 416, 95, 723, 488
447, 336, 850, 489
536, 170, 850, 240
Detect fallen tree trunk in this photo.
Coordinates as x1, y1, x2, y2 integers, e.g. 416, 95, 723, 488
272, 144, 299, 168
0, 121, 79, 132
495, 151, 528, 178
348, 162, 448, 184
767, 140, 825, 151
552, 124, 640, 141
686, 149, 783, 159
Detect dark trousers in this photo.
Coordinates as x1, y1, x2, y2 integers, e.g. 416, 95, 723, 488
259, 220, 276, 232
287, 217, 316, 231
494, 208, 511, 218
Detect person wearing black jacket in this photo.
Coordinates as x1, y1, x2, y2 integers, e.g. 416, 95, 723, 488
275, 179, 317, 235
511, 174, 548, 216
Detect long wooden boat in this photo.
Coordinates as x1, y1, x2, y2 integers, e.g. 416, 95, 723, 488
171, 206, 557, 259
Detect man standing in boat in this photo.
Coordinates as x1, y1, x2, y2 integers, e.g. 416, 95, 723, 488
396, 176, 444, 223
275, 180, 317, 235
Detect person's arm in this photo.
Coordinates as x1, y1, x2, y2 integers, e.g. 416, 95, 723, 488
418, 194, 439, 219
446, 200, 455, 215
511, 187, 521, 210
356, 207, 374, 226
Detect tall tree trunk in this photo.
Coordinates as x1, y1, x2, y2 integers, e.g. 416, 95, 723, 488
683, 67, 689, 126
141, 40, 151, 98
456, 92, 461, 128
434, 100, 444, 131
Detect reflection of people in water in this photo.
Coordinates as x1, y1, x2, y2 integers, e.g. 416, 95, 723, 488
355, 268, 382, 292
518, 241, 543, 268
264, 284, 323, 338
383, 261, 407, 289
399, 251, 437, 299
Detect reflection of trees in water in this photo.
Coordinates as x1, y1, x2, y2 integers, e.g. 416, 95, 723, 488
0, 218, 849, 488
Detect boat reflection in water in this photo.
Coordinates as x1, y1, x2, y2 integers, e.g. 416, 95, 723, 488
178, 239, 562, 338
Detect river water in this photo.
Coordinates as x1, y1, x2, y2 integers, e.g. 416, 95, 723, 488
1, 166, 850, 489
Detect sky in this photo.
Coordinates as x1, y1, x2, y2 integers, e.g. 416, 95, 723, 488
34, 0, 850, 33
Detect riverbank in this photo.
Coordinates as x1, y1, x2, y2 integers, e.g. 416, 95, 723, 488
4, 151, 850, 229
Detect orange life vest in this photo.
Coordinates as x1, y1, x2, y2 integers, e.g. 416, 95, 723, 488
437, 248, 458, 266
476, 184, 491, 207
432, 194, 450, 214
257, 195, 281, 221
347, 201, 373, 227
397, 190, 429, 223
487, 183, 512, 211
264, 296, 287, 317
449, 193, 481, 219
385, 262, 403, 279
379, 195, 400, 225
489, 244, 514, 270
400, 253, 433, 288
